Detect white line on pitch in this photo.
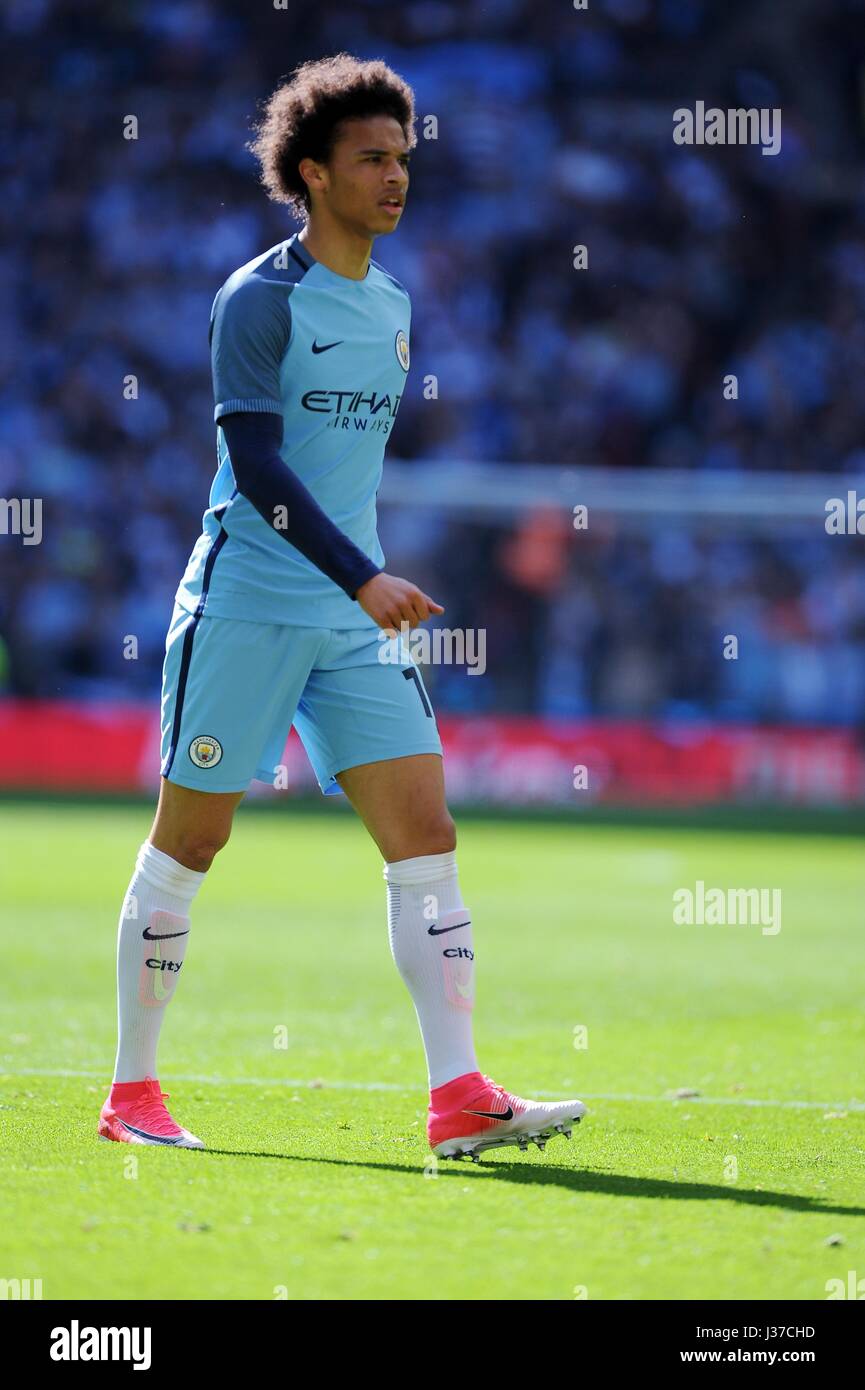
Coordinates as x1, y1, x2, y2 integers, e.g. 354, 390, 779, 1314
1, 1067, 863, 1111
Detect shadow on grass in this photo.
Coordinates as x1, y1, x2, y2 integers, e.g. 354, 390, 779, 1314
192, 1148, 865, 1217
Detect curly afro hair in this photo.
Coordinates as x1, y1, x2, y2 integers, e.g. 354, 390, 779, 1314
249, 53, 417, 219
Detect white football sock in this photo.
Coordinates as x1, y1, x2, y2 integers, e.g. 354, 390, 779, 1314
112, 841, 205, 1084
384, 850, 479, 1089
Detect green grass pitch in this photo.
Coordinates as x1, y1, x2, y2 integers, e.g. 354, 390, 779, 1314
1, 800, 863, 1301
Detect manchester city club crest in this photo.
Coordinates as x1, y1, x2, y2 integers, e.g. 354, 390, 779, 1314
395, 329, 410, 371
188, 735, 223, 769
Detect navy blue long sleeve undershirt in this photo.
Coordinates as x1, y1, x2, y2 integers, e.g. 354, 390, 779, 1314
219, 412, 382, 601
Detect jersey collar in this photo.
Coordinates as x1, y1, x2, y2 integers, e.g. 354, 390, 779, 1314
287, 231, 371, 286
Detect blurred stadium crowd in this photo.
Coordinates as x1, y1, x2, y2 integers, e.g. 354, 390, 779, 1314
1, 0, 864, 725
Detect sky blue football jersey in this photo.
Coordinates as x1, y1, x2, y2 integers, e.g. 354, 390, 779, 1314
175, 231, 411, 628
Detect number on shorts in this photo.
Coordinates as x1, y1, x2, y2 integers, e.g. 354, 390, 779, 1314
403, 666, 433, 718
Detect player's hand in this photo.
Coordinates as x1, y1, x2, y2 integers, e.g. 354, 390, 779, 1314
355, 572, 444, 631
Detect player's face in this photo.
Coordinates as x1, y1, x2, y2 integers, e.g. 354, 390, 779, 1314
322, 115, 410, 237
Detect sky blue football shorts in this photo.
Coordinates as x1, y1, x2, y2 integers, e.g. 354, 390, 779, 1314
159, 601, 442, 795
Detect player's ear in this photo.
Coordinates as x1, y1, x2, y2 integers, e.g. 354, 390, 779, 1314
298, 156, 326, 200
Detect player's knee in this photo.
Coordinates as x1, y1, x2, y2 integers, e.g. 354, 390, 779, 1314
169, 826, 232, 872
417, 810, 457, 856
180, 843, 222, 872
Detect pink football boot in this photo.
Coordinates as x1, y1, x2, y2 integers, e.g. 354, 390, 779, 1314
98, 1076, 204, 1148
428, 1070, 586, 1161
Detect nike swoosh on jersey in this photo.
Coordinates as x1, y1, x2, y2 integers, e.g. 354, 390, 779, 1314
311, 338, 343, 353
427, 920, 471, 936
